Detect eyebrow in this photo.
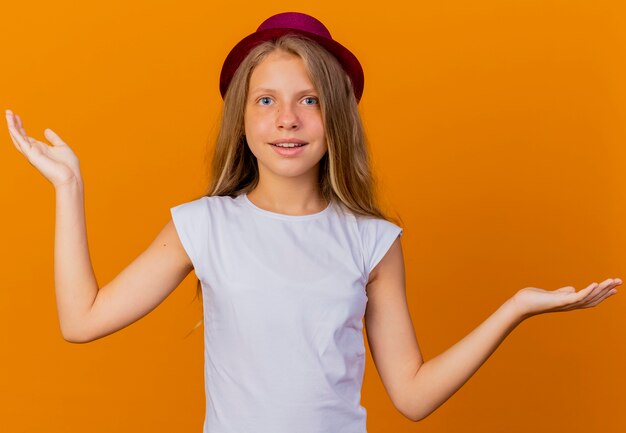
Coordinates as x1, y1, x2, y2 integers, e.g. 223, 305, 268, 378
250, 87, 318, 95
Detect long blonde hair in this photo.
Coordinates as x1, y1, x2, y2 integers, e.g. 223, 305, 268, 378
184, 34, 403, 337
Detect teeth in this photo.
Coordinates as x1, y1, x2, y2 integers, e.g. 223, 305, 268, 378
273, 142, 305, 148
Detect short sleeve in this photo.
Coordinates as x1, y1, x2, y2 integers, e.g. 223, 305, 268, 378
357, 216, 403, 278
170, 198, 209, 281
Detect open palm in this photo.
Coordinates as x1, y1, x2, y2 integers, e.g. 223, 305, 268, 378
513, 278, 621, 319
6, 109, 82, 188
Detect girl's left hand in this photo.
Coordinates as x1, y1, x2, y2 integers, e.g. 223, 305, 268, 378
512, 278, 621, 320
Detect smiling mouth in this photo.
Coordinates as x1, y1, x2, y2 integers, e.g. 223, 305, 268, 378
269, 143, 308, 148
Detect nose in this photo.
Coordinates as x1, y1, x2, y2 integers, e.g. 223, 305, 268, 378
275, 104, 300, 130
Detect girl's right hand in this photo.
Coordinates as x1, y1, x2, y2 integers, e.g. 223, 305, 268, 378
6, 109, 83, 189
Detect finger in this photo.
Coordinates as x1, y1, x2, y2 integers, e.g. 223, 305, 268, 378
15, 113, 28, 137
586, 288, 619, 308
555, 282, 601, 311
5, 112, 21, 150
8, 132, 25, 155
7, 119, 28, 145
572, 279, 614, 309
9, 116, 51, 157
557, 280, 617, 312
44, 128, 66, 146
572, 282, 599, 302
546, 283, 593, 312
8, 128, 42, 164
586, 279, 620, 306
7, 126, 33, 155
579, 279, 612, 303
6, 111, 27, 141
5, 109, 16, 130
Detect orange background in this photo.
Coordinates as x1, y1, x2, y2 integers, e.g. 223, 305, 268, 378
1, 1, 625, 432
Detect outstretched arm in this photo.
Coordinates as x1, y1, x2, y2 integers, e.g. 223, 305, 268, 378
406, 278, 620, 421
6, 110, 194, 343
403, 295, 521, 421
364, 237, 621, 422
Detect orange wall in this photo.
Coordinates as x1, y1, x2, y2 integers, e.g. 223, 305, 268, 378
1, 1, 624, 432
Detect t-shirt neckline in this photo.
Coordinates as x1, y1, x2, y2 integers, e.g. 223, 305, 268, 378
241, 193, 332, 221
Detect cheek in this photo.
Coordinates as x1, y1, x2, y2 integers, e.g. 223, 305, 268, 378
243, 109, 253, 135
304, 112, 325, 136
315, 123, 327, 147
244, 112, 270, 137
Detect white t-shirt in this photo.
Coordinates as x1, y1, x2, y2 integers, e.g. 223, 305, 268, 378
170, 193, 403, 433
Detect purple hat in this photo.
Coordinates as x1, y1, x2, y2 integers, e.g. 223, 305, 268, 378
219, 12, 365, 103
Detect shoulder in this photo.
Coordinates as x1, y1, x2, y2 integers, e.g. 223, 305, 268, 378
170, 194, 240, 217
170, 195, 210, 214
355, 213, 402, 228
368, 234, 403, 285
355, 214, 403, 243
351, 213, 404, 282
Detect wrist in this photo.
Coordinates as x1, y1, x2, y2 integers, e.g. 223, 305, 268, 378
505, 294, 530, 324
54, 177, 83, 193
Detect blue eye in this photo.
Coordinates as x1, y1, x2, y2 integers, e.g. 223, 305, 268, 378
255, 96, 318, 106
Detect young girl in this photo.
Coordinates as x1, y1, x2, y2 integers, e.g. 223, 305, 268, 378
5, 11, 621, 433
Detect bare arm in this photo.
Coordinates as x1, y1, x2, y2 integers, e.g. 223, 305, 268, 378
53, 179, 99, 340
55, 180, 194, 343
364, 235, 620, 423
6, 110, 194, 344
404, 279, 620, 421
405, 298, 521, 421
82, 216, 194, 343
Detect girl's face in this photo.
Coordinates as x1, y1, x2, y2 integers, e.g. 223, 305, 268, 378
244, 50, 327, 184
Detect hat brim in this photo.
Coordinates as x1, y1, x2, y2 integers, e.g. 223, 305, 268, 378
219, 28, 364, 103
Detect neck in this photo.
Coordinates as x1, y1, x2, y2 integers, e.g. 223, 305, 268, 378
246, 180, 328, 216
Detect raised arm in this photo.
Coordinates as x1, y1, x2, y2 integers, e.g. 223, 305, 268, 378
57, 182, 193, 343
7, 110, 194, 343
364, 236, 621, 422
